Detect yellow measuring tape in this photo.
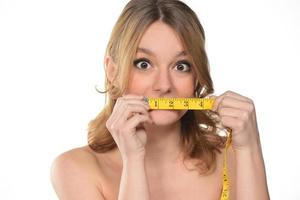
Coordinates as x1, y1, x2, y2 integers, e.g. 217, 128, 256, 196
221, 130, 232, 200
146, 97, 231, 199
147, 97, 215, 110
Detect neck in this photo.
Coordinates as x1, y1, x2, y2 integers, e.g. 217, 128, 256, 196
143, 122, 183, 163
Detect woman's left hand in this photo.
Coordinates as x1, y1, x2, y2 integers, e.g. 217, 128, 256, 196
212, 90, 261, 151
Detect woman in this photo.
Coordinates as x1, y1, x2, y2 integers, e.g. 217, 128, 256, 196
51, 0, 270, 199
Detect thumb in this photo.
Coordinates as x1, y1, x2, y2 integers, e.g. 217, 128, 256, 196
204, 94, 218, 111
207, 94, 220, 112
206, 94, 216, 99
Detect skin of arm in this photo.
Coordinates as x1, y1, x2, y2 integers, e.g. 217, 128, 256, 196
118, 158, 151, 200
105, 95, 152, 200
234, 141, 270, 199
212, 91, 270, 199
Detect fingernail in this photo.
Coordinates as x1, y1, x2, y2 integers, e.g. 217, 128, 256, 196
206, 94, 215, 99
143, 96, 148, 103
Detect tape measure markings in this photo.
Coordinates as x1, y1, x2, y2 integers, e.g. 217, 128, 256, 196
147, 97, 215, 110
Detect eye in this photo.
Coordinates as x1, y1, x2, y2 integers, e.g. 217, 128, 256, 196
175, 61, 191, 72
133, 58, 151, 70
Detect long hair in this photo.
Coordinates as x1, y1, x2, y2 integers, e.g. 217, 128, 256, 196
88, 0, 226, 174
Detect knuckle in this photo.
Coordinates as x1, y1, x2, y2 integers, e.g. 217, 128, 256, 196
125, 103, 134, 110
248, 103, 255, 112
116, 97, 121, 103
223, 96, 229, 103
105, 121, 110, 128
107, 122, 119, 134
225, 90, 232, 96
105, 119, 112, 129
246, 97, 254, 104
109, 123, 115, 131
116, 97, 124, 104
241, 111, 249, 120
237, 120, 245, 130
124, 103, 129, 110
109, 123, 116, 132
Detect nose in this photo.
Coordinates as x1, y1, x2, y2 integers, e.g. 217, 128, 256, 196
152, 68, 172, 94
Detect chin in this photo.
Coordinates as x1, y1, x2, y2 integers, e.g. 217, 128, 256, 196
149, 110, 186, 126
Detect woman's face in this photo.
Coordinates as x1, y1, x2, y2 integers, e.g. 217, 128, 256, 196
126, 21, 196, 126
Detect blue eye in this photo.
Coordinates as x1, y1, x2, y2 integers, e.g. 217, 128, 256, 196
175, 61, 191, 72
133, 58, 151, 70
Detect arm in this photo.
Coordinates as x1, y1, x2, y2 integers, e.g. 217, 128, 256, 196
212, 91, 270, 199
105, 95, 152, 200
118, 158, 150, 200
51, 95, 151, 200
234, 139, 270, 199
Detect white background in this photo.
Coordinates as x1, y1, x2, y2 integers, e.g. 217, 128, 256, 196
0, 0, 299, 199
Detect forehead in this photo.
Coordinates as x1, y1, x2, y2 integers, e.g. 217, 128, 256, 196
137, 21, 186, 55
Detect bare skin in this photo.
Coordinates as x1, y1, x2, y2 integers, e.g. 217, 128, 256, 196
51, 144, 236, 200
51, 21, 269, 199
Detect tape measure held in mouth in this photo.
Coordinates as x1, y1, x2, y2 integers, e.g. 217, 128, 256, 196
146, 97, 215, 110
145, 97, 231, 200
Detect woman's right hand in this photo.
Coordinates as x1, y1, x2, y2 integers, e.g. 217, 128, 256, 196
106, 95, 153, 161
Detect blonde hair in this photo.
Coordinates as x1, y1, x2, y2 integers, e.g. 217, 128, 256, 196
88, 0, 226, 174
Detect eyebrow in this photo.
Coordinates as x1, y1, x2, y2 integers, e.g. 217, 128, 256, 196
137, 47, 188, 58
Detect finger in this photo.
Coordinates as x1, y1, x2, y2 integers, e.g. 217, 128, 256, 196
109, 105, 148, 132
120, 94, 146, 101
123, 113, 153, 133
212, 93, 226, 112
107, 110, 151, 138
217, 96, 252, 111
223, 90, 253, 102
220, 115, 243, 132
108, 99, 143, 125
122, 104, 150, 120
212, 91, 252, 111
207, 94, 217, 100
116, 98, 149, 111
113, 98, 150, 121
219, 107, 248, 119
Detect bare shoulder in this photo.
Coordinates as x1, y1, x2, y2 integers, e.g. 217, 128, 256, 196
50, 146, 106, 200
51, 146, 103, 178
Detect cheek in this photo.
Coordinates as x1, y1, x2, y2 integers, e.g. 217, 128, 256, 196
126, 73, 150, 94
176, 77, 195, 96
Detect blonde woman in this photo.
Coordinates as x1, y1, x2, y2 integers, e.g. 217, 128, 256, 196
51, 0, 270, 199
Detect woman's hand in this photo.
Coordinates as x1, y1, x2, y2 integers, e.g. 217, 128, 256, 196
212, 91, 260, 151
106, 95, 153, 161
